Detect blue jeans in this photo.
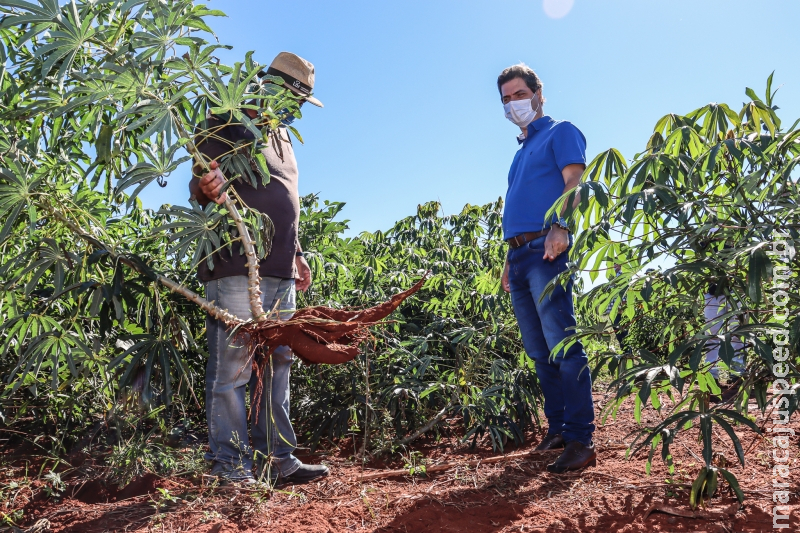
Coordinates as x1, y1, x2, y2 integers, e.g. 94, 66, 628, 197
507, 235, 595, 445
204, 275, 301, 478
703, 293, 745, 379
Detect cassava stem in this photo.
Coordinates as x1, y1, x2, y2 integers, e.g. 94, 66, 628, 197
50, 209, 240, 324
222, 195, 264, 321
173, 116, 265, 322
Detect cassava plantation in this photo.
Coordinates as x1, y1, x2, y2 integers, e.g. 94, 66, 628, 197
0, 1, 798, 532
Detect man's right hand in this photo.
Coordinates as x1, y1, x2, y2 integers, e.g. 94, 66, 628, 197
502, 258, 511, 293
199, 161, 227, 204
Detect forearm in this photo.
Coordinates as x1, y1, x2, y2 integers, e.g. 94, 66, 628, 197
560, 177, 581, 214
559, 163, 585, 215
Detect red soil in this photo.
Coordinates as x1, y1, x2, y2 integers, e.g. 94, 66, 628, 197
2, 392, 797, 533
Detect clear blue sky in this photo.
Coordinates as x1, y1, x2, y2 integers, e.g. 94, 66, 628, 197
141, 0, 800, 235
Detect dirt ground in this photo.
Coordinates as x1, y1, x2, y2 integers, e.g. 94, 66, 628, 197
2, 392, 798, 533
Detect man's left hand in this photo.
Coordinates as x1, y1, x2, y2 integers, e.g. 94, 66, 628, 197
295, 255, 312, 292
543, 226, 569, 261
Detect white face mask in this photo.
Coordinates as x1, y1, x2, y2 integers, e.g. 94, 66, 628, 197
503, 97, 540, 128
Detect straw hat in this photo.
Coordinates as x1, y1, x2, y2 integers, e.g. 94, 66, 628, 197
260, 51, 323, 107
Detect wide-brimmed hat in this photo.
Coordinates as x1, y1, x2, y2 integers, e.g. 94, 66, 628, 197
259, 51, 323, 107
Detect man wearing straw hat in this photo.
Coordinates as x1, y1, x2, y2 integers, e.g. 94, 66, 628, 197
189, 52, 328, 486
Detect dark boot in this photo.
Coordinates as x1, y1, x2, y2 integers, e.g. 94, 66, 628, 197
535, 433, 565, 451
710, 376, 742, 404
276, 463, 329, 485
546, 441, 597, 473
721, 376, 742, 402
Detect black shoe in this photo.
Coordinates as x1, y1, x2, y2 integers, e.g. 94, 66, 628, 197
710, 376, 742, 404
721, 377, 742, 402
535, 433, 566, 451
546, 441, 597, 473
277, 463, 330, 485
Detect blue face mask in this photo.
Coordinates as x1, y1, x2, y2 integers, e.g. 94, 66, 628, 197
279, 108, 296, 126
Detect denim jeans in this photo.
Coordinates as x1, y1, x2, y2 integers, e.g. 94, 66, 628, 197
204, 275, 301, 478
703, 293, 745, 379
507, 235, 595, 445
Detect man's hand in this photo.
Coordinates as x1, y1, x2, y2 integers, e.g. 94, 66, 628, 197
198, 161, 227, 205
502, 258, 511, 293
295, 255, 312, 292
542, 162, 583, 261
543, 226, 569, 261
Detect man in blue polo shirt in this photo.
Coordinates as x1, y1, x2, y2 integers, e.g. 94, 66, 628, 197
498, 63, 596, 473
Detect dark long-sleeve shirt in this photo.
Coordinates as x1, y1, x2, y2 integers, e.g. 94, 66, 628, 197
191, 117, 300, 281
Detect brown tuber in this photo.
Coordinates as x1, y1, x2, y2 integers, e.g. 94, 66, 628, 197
236, 277, 427, 414
239, 276, 426, 365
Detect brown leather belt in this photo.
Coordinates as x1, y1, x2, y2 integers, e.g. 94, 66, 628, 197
506, 228, 550, 249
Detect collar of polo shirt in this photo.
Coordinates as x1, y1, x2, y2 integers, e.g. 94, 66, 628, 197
518, 115, 553, 143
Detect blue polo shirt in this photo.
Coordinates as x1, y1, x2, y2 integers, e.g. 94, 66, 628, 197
502, 115, 586, 240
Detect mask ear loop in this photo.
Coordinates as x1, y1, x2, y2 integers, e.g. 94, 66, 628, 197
531, 90, 542, 115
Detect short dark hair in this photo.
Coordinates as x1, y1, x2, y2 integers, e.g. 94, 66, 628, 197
497, 63, 543, 96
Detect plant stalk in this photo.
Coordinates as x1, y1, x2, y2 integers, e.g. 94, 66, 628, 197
360, 347, 370, 463
172, 114, 265, 321
49, 208, 240, 324
396, 403, 452, 447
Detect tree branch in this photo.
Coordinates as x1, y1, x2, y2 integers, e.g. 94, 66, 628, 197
48, 208, 240, 324
172, 112, 265, 322
358, 448, 557, 481
397, 403, 452, 447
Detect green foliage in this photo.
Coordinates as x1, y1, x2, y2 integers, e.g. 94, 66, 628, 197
108, 431, 206, 486
622, 303, 696, 359
403, 450, 427, 477
552, 73, 800, 494
0, 0, 300, 452
0, 0, 539, 478
0, 0, 795, 508
294, 196, 542, 451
